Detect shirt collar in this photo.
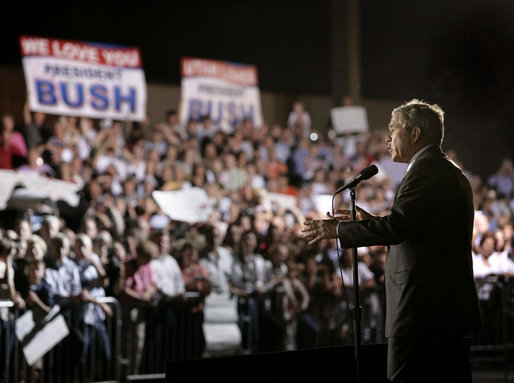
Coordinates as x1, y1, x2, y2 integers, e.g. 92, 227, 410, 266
406, 144, 434, 173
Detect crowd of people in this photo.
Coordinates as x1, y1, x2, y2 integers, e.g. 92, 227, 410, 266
0, 98, 513, 378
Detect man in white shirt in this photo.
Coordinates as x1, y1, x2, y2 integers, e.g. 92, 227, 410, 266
149, 229, 186, 302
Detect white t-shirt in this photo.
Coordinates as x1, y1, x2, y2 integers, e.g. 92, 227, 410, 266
473, 251, 514, 278
339, 262, 375, 287
150, 254, 185, 298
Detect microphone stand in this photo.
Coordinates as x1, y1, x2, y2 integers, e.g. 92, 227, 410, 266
348, 187, 362, 382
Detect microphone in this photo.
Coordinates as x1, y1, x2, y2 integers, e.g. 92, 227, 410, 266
333, 164, 378, 195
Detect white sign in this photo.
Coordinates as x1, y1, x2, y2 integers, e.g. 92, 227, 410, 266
331, 106, 369, 134
152, 187, 212, 224
0, 169, 82, 210
20, 35, 147, 121
15, 306, 70, 366
180, 57, 263, 130
266, 192, 298, 211
312, 194, 334, 216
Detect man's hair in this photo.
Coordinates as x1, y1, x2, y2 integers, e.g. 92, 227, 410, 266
137, 240, 159, 260
50, 232, 69, 247
0, 237, 13, 255
75, 233, 93, 250
393, 99, 445, 147
26, 234, 47, 254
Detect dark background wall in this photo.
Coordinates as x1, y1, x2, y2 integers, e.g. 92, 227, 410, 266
1, 0, 332, 93
360, 0, 514, 180
1, 0, 513, 179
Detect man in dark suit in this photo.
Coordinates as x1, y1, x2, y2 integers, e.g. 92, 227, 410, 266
302, 99, 482, 382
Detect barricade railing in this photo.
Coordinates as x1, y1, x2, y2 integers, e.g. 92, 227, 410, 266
472, 276, 514, 380
0, 300, 15, 383
121, 294, 206, 377
1, 297, 121, 383
2, 278, 513, 382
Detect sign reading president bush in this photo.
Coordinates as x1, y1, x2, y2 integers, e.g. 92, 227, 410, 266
19, 35, 147, 122
180, 57, 263, 131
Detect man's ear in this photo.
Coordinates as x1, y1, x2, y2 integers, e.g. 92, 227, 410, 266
411, 127, 421, 143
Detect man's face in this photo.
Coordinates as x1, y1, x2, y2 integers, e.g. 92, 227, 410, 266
51, 239, 67, 260
241, 232, 257, 252
385, 113, 414, 163
153, 233, 170, 254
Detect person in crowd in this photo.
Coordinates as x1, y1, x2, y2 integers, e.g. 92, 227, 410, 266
177, 240, 211, 358
473, 232, 514, 279
487, 158, 513, 199
256, 240, 288, 352
44, 232, 86, 307
102, 240, 126, 298
18, 146, 56, 177
37, 214, 61, 250
366, 245, 388, 342
218, 151, 246, 192
302, 99, 482, 382
143, 125, 169, 158
42, 118, 74, 167
337, 248, 376, 291
23, 259, 52, 383
472, 230, 513, 350
22, 101, 50, 149
148, 229, 186, 304
43, 232, 98, 376
473, 210, 491, 254
12, 233, 46, 310
281, 259, 310, 351
140, 228, 186, 370
25, 257, 53, 316
0, 238, 19, 383
0, 238, 17, 303
228, 229, 272, 353
196, 115, 219, 143
119, 239, 158, 375
500, 223, 513, 259
287, 101, 311, 142
296, 249, 332, 348
162, 109, 187, 142
198, 223, 233, 295
72, 233, 113, 365
222, 222, 243, 255
0, 114, 27, 169
197, 223, 241, 356
336, 247, 380, 343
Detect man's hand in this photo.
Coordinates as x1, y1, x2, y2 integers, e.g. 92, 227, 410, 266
333, 206, 374, 221
301, 217, 338, 247
301, 206, 374, 247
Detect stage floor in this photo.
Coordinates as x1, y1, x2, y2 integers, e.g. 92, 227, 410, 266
473, 367, 513, 383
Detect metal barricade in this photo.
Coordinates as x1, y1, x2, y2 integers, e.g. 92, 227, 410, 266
0, 300, 15, 383
6, 277, 511, 382
121, 295, 206, 379
2, 297, 121, 383
471, 276, 514, 380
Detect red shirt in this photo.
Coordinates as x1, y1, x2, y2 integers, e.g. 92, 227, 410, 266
0, 132, 27, 169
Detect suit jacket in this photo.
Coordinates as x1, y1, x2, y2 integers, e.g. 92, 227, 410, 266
337, 145, 482, 337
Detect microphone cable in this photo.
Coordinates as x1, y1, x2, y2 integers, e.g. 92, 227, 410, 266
331, 192, 355, 337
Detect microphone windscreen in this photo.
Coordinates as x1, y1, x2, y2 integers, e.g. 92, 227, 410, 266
361, 164, 378, 180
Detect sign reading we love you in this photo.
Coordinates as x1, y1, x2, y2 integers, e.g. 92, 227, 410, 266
20, 35, 147, 122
